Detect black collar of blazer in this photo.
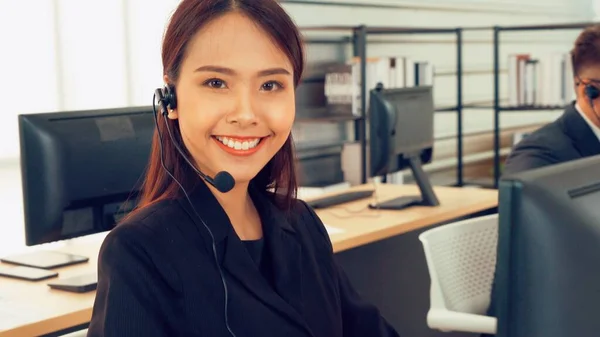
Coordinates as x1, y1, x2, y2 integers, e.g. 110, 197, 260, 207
176, 179, 313, 336
558, 102, 600, 158
177, 179, 297, 244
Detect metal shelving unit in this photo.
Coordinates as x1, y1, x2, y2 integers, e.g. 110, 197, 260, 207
491, 22, 597, 188
301, 25, 465, 185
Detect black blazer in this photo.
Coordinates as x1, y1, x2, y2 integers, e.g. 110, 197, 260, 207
503, 102, 600, 175
87, 181, 400, 337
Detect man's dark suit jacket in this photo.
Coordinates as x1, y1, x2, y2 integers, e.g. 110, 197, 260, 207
503, 102, 600, 175
484, 103, 600, 336
87, 181, 400, 337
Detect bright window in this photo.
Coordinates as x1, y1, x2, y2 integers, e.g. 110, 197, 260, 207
0, 0, 180, 161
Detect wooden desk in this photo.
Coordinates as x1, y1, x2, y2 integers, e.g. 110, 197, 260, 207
317, 184, 498, 253
0, 184, 497, 337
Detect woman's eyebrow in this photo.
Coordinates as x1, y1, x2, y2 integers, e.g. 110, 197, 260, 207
194, 65, 291, 77
257, 68, 291, 77
195, 65, 236, 75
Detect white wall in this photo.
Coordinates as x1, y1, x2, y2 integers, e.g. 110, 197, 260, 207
0, 0, 181, 161
594, 0, 600, 19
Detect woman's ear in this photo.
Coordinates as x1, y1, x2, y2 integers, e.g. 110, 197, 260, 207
167, 109, 178, 119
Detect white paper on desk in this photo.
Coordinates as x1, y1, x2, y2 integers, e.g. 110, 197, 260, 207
324, 224, 344, 235
0, 295, 48, 330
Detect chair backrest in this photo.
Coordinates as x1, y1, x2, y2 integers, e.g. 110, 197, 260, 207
419, 214, 498, 315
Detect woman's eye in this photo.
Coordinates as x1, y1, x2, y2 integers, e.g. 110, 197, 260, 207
261, 81, 283, 92
204, 79, 227, 89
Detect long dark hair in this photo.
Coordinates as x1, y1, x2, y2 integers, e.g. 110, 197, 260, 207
132, 0, 305, 216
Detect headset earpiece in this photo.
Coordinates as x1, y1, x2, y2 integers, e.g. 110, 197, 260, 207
154, 84, 178, 117
163, 84, 177, 110
585, 84, 600, 100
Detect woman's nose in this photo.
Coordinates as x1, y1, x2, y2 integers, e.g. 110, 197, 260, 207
226, 91, 258, 127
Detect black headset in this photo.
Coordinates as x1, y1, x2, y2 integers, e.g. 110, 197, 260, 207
154, 85, 235, 192
585, 83, 600, 101
152, 84, 237, 337
158, 84, 178, 109
581, 80, 600, 122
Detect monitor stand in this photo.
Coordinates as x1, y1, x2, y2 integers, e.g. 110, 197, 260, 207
369, 155, 440, 210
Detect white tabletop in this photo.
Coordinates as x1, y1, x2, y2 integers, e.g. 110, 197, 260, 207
0, 160, 25, 257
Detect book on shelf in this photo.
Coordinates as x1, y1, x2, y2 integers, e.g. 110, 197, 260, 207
324, 56, 435, 117
507, 52, 575, 108
323, 63, 355, 116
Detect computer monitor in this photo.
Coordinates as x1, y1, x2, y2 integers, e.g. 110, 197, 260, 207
2, 106, 154, 269
368, 84, 439, 210
495, 154, 600, 337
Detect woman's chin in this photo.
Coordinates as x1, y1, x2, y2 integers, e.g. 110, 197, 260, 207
223, 169, 263, 187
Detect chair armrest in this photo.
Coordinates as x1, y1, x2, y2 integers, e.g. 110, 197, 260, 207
427, 308, 497, 334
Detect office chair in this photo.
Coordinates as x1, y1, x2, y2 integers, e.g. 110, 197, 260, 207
419, 214, 498, 334
61, 329, 88, 337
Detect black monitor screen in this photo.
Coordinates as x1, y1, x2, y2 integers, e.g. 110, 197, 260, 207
369, 86, 434, 177
380, 86, 434, 156
496, 154, 600, 337
19, 106, 155, 246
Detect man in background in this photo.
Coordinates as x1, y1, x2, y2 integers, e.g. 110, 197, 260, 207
502, 24, 600, 176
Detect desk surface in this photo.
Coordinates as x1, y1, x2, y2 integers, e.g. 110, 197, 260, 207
0, 184, 498, 337
319, 184, 497, 252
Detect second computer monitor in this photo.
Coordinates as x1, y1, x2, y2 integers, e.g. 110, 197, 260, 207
368, 85, 439, 210
18, 106, 155, 247
495, 154, 600, 337
369, 85, 434, 176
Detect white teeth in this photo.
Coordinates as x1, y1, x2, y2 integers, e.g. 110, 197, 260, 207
215, 136, 262, 150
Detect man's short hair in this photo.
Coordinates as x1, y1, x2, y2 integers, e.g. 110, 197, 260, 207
571, 24, 600, 76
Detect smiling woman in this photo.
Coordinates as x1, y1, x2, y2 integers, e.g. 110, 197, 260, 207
141, 0, 304, 214
86, 1, 400, 337
166, 11, 298, 198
